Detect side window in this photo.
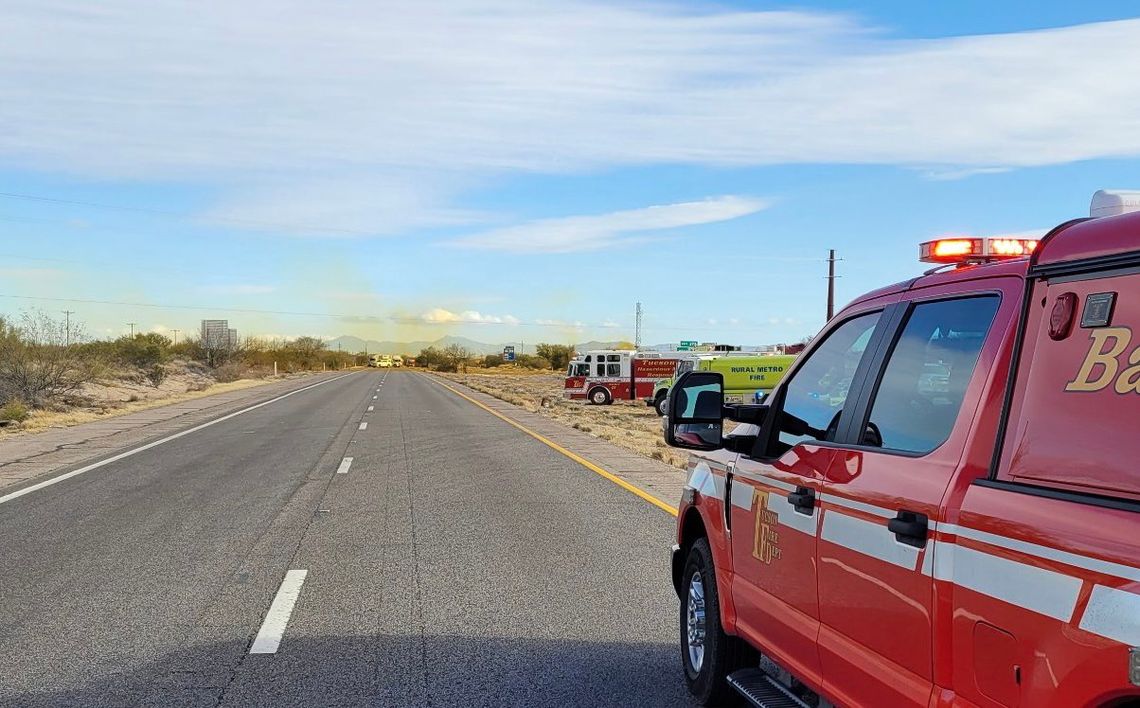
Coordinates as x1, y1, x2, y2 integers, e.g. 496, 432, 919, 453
862, 296, 999, 454
596, 363, 606, 376
606, 363, 621, 376
607, 354, 621, 362
766, 312, 881, 457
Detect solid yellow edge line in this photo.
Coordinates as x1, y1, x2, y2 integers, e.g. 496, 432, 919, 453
427, 375, 678, 517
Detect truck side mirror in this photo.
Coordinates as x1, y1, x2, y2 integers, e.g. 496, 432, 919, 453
664, 371, 724, 451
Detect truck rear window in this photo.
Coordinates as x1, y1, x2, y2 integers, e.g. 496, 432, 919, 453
997, 273, 1140, 500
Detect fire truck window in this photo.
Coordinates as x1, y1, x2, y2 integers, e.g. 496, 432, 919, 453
767, 312, 881, 456
864, 296, 998, 454
607, 354, 621, 362
596, 363, 606, 376
606, 363, 621, 376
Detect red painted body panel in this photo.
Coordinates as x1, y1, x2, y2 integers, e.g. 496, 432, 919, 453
674, 215, 1140, 707
1034, 210, 1140, 266
732, 445, 834, 691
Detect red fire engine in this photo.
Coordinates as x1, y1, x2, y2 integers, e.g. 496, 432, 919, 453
664, 191, 1140, 707
564, 350, 696, 405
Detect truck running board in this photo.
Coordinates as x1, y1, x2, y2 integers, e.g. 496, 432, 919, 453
727, 669, 811, 708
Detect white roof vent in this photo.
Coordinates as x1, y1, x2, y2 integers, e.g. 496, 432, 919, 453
1090, 189, 1140, 218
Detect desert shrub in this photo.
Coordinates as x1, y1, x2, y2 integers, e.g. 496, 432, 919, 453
114, 333, 170, 369
145, 364, 167, 387
482, 354, 504, 368
0, 312, 97, 407
535, 344, 575, 370
214, 363, 247, 382
0, 399, 29, 423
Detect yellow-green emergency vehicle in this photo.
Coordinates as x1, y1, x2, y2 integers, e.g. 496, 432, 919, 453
647, 353, 796, 415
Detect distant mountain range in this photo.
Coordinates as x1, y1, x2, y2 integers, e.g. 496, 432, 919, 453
324, 335, 624, 356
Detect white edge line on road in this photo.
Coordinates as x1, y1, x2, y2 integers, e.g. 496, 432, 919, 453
0, 373, 355, 506
359, 422, 368, 430
249, 569, 308, 654
336, 457, 353, 475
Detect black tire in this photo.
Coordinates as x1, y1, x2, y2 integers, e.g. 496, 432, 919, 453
588, 387, 612, 405
680, 538, 746, 706
654, 392, 668, 417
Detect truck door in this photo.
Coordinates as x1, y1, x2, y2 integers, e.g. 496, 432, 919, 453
815, 289, 1009, 708
730, 310, 886, 690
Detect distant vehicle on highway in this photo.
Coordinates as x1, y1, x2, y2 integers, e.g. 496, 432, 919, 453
663, 191, 1140, 707
369, 354, 393, 368
648, 353, 797, 416
392, 355, 404, 368
564, 349, 700, 405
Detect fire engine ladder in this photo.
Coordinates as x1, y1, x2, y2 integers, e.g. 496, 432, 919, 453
727, 669, 811, 708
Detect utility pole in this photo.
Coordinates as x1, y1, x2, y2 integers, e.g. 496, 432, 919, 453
634, 301, 643, 350
61, 310, 74, 346
171, 329, 180, 345
826, 250, 839, 322
127, 322, 137, 338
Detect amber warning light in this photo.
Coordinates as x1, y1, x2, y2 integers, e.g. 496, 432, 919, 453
919, 237, 1039, 264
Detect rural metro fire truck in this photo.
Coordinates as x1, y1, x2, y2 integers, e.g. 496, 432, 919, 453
564, 349, 699, 405
664, 191, 1140, 707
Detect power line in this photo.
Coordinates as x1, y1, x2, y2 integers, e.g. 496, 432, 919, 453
0, 292, 788, 334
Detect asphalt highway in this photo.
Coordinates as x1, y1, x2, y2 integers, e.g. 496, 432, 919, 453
0, 371, 689, 707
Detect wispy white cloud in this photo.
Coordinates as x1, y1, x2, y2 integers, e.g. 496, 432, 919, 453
1, 3, 1139, 230
536, 318, 586, 329
921, 166, 1015, 181
199, 284, 276, 295
451, 196, 768, 253
0, 267, 64, 278
420, 308, 520, 325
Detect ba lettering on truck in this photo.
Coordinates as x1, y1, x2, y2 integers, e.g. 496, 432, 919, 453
564, 350, 699, 405
664, 190, 1140, 708
648, 353, 797, 416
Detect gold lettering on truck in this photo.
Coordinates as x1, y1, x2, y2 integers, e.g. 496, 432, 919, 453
752, 489, 782, 564
1066, 327, 1133, 392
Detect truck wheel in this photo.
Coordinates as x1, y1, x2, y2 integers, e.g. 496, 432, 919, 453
588, 387, 612, 405
654, 392, 668, 416
681, 538, 745, 706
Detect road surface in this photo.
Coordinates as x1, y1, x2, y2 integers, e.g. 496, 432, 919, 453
0, 371, 689, 707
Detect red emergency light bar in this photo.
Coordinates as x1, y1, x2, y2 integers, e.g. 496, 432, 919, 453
919, 237, 1039, 264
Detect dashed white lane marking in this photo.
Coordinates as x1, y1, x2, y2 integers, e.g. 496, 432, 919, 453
250, 569, 308, 654
367, 406, 374, 411
336, 457, 353, 475
0, 374, 355, 507
358, 422, 368, 430
372, 395, 377, 399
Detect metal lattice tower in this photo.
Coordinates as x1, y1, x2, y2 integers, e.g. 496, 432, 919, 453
634, 301, 643, 349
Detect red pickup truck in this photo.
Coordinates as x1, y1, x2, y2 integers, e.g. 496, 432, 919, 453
665, 197, 1140, 707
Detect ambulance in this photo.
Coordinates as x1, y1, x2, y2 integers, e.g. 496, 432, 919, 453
564, 349, 700, 404
664, 190, 1140, 707
647, 353, 797, 416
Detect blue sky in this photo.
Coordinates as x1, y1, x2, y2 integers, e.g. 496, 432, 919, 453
2, 1, 1140, 348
